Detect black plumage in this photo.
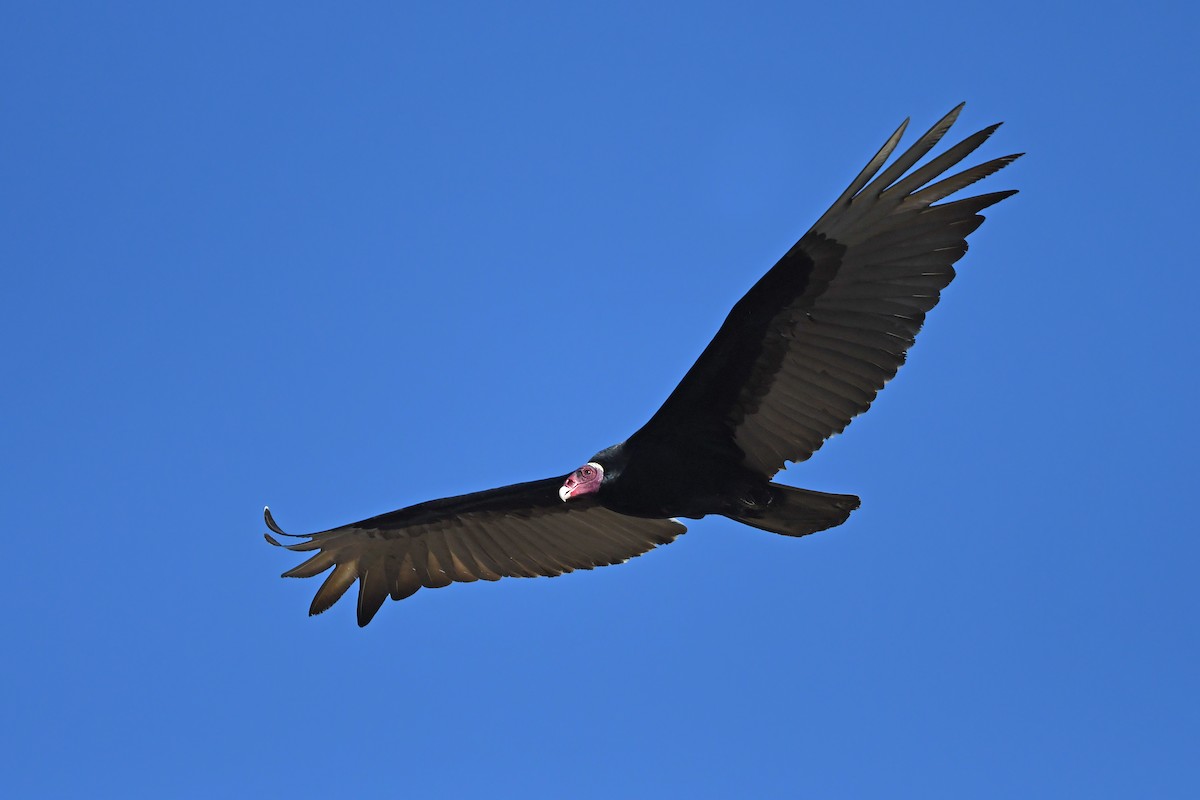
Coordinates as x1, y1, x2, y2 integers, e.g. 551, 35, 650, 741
265, 104, 1021, 626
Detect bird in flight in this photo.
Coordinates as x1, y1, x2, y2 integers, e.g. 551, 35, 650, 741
265, 103, 1020, 626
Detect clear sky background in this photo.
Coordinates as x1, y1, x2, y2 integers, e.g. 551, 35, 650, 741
3, 2, 1197, 797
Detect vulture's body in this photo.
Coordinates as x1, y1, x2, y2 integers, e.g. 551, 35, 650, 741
265, 105, 1021, 626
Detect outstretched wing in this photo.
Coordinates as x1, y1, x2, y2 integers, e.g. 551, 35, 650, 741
633, 104, 1021, 475
265, 476, 686, 626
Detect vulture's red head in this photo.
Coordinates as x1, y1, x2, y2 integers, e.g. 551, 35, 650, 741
559, 462, 604, 502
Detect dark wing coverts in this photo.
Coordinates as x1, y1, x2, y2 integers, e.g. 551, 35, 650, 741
636, 104, 1021, 475
265, 477, 685, 626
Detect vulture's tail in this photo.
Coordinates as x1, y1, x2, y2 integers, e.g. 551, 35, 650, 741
726, 484, 860, 537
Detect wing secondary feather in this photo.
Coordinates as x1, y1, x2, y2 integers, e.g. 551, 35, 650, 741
265, 477, 686, 626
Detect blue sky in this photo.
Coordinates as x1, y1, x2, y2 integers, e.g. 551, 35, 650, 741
3, 2, 1197, 797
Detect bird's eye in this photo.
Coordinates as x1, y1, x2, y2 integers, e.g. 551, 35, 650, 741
582, 468, 593, 478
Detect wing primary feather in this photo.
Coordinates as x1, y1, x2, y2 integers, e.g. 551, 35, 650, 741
887, 123, 1004, 201
808, 116, 910, 234
356, 562, 390, 627
269, 536, 326, 553
281, 550, 338, 579
860, 103, 964, 198
908, 154, 1024, 206
264, 506, 301, 537
933, 189, 1020, 214
823, 121, 1004, 242
309, 561, 358, 616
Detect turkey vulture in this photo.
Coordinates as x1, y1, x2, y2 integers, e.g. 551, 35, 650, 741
265, 103, 1020, 626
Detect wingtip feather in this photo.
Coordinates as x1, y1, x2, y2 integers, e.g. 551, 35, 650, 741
264, 506, 286, 535
263, 506, 315, 539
